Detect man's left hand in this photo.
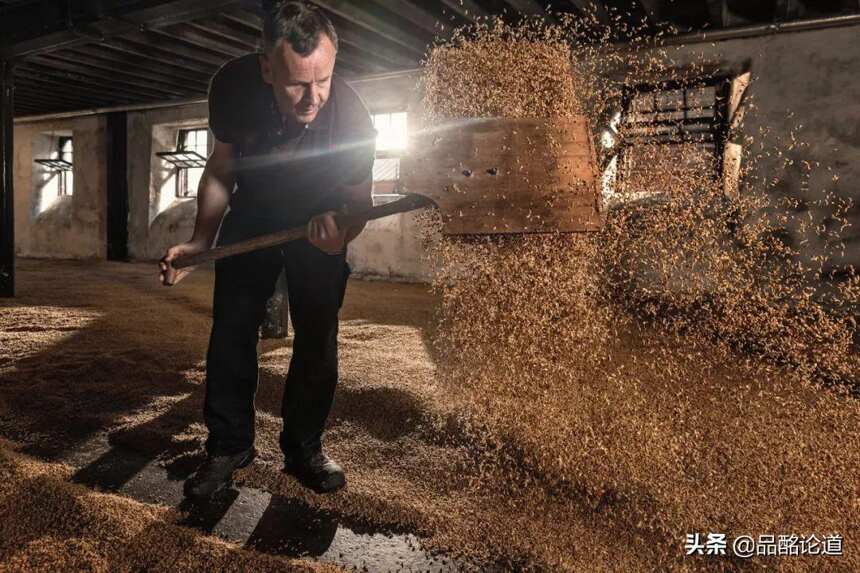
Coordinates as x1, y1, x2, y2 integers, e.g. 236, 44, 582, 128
307, 211, 347, 255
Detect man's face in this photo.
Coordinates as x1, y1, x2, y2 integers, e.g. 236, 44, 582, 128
260, 34, 336, 125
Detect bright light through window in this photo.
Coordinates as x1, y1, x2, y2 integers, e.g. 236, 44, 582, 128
177, 128, 208, 198
372, 112, 407, 152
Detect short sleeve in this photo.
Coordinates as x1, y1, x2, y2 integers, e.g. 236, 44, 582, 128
208, 61, 239, 144
208, 55, 268, 144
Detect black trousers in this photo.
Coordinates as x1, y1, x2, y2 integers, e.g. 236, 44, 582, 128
203, 212, 350, 459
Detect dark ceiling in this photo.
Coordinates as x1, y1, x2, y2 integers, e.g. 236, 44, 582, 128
1, 0, 858, 117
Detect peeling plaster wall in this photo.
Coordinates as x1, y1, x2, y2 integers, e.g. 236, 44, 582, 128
12, 116, 107, 259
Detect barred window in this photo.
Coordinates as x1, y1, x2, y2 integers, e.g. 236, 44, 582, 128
57, 137, 74, 197
174, 128, 208, 198
613, 78, 729, 197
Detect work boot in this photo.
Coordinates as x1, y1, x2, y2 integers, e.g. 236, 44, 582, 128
183, 447, 256, 500
283, 450, 346, 493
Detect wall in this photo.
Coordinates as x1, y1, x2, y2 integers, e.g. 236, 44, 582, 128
347, 71, 432, 281
12, 116, 107, 259
12, 23, 860, 283
126, 102, 209, 261
624, 24, 860, 275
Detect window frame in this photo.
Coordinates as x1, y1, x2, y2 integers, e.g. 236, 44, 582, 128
370, 110, 408, 204
156, 127, 209, 199
614, 75, 731, 193
56, 136, 74, 197
177, 127, 208, 199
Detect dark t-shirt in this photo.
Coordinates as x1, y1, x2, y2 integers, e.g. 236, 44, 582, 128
208, 54, 376, 227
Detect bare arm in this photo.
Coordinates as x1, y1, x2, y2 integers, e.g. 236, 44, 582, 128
188, 138, 236, 248
341, 172, 373, 245
159, 138, 235, 285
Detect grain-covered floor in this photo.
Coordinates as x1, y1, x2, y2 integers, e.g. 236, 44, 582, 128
0, 258, 857, 572
0, 258, 462, 572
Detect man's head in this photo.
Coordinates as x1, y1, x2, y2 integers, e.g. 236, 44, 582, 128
260, 2, 338, 126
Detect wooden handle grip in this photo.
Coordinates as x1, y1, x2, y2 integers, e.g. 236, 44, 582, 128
172, 194, 434, 270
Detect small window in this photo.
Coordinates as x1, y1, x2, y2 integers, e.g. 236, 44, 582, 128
176, 128, 208, 198
34, 134, 74, 202
57, 137, 74, 196
612, 78, 728, 197
373, 111, 408, 153
156, 128, 209, 199
371, 112, 407, 204
372, 157, 400, 182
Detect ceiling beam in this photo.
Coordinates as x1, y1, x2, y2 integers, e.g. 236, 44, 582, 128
14, 69, 144, 103
96, 38, 218, 78
15, 91, 111, 112
60, 47, 209, 93
15, 84, 119, 109
3, 0, 242, 59
151, 23, 247, 58
221, 7, 418, 70
118, 31, 228, 67
370, 0, 441, 35
27, 55, 189, 98
17, 62, 180, 101
330, 21, 420, 69
309, 0, 429, 56
188, 18, 262, 50
332, 48, 390, 74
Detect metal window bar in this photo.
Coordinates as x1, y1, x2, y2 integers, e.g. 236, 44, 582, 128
34, 158, 73, 171
34, 135, 74, 171
615, 76, 730, 193
154, 127, 208, 199
372, 156, 400, 181
155, 150, 207, 169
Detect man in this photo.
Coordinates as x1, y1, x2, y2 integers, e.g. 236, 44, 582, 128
159, 1, 376, 498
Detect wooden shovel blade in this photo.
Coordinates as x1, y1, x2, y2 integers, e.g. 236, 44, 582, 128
399, 117, 604, 235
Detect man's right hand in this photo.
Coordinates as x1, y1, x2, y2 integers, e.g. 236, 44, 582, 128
160, 241, 208, 286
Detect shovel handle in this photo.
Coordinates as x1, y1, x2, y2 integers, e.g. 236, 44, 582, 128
172, 193, 434, 270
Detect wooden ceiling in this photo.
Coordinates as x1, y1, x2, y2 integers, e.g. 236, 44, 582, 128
1, 0, 858, 117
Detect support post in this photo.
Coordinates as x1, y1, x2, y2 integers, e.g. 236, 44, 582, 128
0, 59, 14, 298
106, 111, 129, 261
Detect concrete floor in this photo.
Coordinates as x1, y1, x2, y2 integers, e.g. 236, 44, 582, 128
53, 432, 454, 572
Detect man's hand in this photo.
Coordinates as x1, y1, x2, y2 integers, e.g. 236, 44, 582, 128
308, 211, 347, 255
159, 240, 208, 286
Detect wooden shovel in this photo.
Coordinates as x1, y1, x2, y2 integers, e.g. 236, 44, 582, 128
169, 116, 604, 273
171, 193, 434, 270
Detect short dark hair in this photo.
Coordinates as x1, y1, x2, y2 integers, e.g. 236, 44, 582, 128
262, 1, 339, 55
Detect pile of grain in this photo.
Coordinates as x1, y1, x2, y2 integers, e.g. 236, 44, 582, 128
416, 13, 859, 572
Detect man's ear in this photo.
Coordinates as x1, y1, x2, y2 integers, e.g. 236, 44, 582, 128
259, 53, 273, 85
